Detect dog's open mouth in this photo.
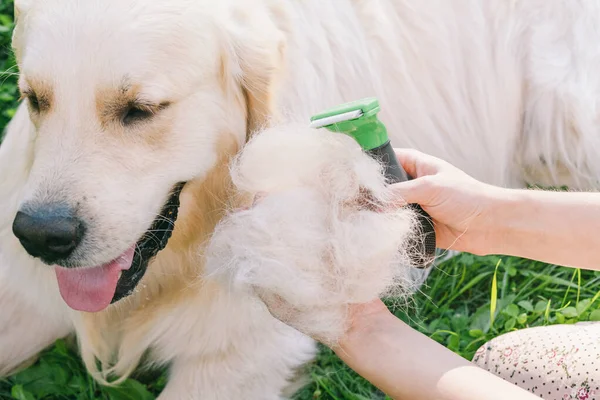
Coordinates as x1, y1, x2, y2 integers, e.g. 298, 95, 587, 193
54, 182, 186, 313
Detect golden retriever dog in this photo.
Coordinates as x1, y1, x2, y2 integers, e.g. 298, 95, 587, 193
2, 0, 600, 398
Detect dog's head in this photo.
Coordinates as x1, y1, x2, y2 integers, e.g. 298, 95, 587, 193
9, 0, 286, 312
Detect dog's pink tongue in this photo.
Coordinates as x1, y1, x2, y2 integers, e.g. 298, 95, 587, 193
55, 247, 135, 313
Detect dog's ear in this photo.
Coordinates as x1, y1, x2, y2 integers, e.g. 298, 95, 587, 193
237, 32, 286, 139
222, 9, 287, 141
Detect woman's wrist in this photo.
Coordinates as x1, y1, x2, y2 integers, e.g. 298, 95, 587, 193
474, 186, 532, 257
334, 301, 395, 354
332, 305, 414, 397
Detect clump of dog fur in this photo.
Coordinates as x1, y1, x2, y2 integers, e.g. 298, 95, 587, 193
205, 124, 423, 345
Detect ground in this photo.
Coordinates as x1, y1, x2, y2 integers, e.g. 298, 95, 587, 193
1, 3, 599, 399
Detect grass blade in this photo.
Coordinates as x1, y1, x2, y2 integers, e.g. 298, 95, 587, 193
490, 259, 501, 328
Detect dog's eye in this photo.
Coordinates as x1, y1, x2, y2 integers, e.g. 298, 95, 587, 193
22, 92, 44, 113
28, 94, 40, 112
20, 88, 50, 114
122, 105, 154, 126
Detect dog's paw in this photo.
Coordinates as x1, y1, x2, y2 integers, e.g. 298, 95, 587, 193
205, 123, 422, 345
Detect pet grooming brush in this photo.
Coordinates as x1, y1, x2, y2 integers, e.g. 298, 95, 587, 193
310, 97, 436, 268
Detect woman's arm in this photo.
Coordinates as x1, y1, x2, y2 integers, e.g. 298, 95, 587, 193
333, 301, 541, 400
484, 188, 600, 270
393, 148, 600, 271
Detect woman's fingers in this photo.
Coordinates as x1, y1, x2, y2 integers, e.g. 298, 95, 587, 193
393, 148, 447, 178
389, 179, 430, 206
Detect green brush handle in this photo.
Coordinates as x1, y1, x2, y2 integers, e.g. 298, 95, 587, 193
367, 140, 436, 268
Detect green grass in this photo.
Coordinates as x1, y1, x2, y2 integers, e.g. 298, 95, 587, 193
2, 3, 600, 399
3, 254, 600, 399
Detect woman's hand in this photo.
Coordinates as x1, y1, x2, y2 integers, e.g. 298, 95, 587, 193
329, 298, 541, 400
392, 148, 507, 255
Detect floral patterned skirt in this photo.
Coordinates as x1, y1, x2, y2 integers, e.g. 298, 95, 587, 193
473, 322, 600, 400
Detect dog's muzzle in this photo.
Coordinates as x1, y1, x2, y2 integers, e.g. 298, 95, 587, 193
111, 182, 186, 303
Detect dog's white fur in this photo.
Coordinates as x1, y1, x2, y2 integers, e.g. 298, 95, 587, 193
2, 0, 600, 398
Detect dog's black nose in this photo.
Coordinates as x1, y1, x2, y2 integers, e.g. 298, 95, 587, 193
12, 208, 85, 263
